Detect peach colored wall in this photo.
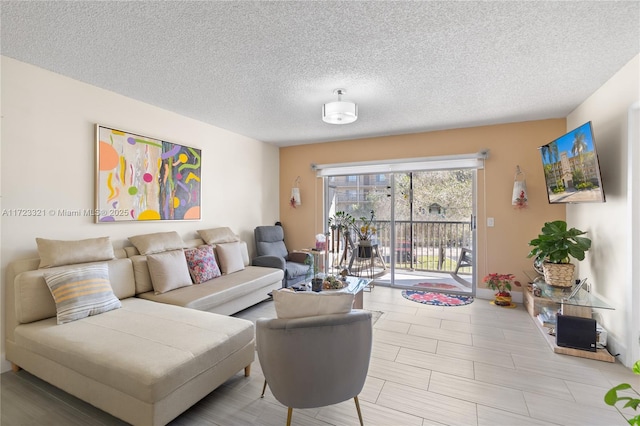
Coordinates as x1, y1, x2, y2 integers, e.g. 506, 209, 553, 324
279, 119, 567, 290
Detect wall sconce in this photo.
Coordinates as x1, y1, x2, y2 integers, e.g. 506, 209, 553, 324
512, 166, 528, 209
290, 176, 301, 208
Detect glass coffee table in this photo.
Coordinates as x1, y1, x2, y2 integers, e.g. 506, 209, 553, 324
291, 275, 372, 309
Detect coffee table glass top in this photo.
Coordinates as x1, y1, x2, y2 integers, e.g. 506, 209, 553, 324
335, 275, 372, 294
292, 275, 372, 294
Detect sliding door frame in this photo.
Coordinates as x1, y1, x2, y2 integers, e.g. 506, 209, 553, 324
320, 156, 482, 295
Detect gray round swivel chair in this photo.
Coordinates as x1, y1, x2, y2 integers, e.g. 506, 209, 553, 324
256, 310, 372, 425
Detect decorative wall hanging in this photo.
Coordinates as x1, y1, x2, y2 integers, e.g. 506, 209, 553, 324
512, 165, 528, 209
290, 176, 301, 208
95, 125, 201, 223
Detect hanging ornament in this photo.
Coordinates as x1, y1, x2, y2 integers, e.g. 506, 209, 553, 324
512, 166, 528, 209
290, 176, 301, 208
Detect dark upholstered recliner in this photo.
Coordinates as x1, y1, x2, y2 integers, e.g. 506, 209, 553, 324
252, 226, 312, 288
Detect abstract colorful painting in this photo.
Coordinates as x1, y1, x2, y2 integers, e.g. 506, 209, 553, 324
95, 125, 201, 222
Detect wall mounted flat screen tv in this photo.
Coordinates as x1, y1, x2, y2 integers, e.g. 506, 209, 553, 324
538, 121, 606, 204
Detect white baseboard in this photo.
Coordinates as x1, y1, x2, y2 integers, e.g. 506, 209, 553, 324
1, 353, 12, 373
604, 333, 628, 366
475, 288, 523, 303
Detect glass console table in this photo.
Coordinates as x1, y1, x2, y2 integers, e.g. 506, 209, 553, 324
527, 280, 616, 362
536, 280, 614, 318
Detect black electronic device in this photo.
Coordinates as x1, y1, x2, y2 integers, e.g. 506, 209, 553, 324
556, 314, 597, 352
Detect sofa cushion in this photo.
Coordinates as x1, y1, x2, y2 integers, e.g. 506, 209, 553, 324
36, 237, 115, 268
272, 289, 354, 319
14, 258, 135, 325
147, 250, 193, 294
129, 242, 250, 295
123, 246, 140, 257
43, 263, 122, 324
138, 266, 282, 312
239, 241, 250, 266
185, 245, 221, 284
197, 227, 240, 245
13, 298, 255, 404
130, 255, 154, 294
129, 231, 184, 255
216, 242, 245, 274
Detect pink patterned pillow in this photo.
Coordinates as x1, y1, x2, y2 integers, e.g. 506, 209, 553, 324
184, 245, 221, 284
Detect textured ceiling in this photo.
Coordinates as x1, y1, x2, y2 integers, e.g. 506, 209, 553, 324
2, 1, 639, 147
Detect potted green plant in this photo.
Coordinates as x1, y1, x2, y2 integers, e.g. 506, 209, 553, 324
354, 210, 377, 257
604, 360, 640, 425
328, 211, 355, 266
527, 220, 591, 287
328, 211, 355, 234
304, 255, 324, 292
483, 273, 520, 306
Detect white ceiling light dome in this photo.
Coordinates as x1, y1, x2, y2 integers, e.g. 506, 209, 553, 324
322, 89, 358, 124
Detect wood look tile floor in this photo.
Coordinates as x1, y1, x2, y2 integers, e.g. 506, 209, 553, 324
2, 286, 638, 425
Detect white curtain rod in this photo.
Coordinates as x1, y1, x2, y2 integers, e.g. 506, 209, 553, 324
312, 150, 489, 177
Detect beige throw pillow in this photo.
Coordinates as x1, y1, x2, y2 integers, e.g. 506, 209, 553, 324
216, 242, 245, 274
272, 289, 355, 319
128, 231, 184, 255
147, 250, 193, 294
197, 227, 240, 245
37, 236, 115, 268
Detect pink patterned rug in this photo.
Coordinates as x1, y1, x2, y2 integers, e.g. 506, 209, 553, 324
402, 290, 474, 306
413, 282, 460, 290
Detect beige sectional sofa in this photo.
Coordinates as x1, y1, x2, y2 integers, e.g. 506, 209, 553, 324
4, 231, 284, 425
129, 237, 283, 315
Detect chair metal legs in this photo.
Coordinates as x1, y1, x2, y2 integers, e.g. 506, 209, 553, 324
354, 396, 364, 426
286, 407, 293, 426
268, 385, 364, 425
261, 380, 267, 398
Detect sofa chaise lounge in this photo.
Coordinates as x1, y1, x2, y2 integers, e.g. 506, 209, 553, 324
4, 230, 284, 426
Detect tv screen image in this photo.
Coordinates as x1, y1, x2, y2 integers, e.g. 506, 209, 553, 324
538, 121, 606, 204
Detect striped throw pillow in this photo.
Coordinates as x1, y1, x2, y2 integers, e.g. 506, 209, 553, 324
44, 263, 122, 324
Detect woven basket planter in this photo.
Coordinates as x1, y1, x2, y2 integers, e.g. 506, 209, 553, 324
542, 262, 575, 287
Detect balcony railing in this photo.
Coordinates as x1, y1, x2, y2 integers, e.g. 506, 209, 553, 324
329, 220, 472, 274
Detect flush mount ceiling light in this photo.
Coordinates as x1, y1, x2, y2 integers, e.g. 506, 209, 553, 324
322, 89, 358, 124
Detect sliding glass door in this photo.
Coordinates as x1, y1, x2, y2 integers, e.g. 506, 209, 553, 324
324, 169, 476, 295
387, 170, 475, 294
